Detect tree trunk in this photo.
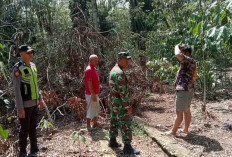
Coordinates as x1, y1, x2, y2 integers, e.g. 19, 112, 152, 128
91, 0, 99, 31
201, 3, 206, 112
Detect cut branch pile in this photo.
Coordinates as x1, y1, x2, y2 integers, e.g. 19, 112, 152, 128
67, 97, 86, 119
152, 82, 170, 94
41, 91, 61, 107
127, 62, 152, 110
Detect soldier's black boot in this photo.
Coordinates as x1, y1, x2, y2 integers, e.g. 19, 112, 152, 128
123, 144, 140, 155
108, 138, 122, 148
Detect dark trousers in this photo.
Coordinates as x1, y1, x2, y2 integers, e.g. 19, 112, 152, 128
19, 105, 38, 153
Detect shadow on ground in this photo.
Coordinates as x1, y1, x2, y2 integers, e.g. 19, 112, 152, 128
88, 127, 108, 141
111, 147, 137, 157
176, 133, 223, 152
135, 105, 166, 118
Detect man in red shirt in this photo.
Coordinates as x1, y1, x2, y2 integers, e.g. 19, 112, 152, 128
85, 54, 100, 130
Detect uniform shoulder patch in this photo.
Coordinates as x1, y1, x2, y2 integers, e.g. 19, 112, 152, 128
113, 67, 123, 74
14, 61, 22, 68
14, 69, 20, 77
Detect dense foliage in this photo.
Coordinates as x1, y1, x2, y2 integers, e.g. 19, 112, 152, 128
1, 0, 232, 112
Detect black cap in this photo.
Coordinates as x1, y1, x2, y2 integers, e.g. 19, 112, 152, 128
118, 52, 131, 59
17, 45, 34, 57
18, 45, 34, 53
179, 43, 192, 55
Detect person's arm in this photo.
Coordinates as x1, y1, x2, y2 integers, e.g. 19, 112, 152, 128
175, 44, 183, 62
12, 68, 25, 118
193, 68, 197, 81
88, 81, 97, 102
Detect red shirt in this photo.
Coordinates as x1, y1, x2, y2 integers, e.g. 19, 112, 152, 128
85, 64, 100, 95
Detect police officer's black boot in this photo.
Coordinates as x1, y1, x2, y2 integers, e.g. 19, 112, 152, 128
18, 139, 27, 157
18, 152, 27, 157
28, 145, 47, 157
123, 143, 140, 155
108, 138, 122, 148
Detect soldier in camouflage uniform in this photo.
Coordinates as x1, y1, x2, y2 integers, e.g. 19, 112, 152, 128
108, 52, 140, 155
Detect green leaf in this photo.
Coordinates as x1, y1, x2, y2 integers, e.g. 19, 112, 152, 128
79, 128, 87, 133
222, 26, 230, 40
0, 61, 10, 81
220, 10, 226, 22
217, 26, 225, 40
79, 135, 86, 143
213, 14, 220, 24
216, 40, 222, 50
213, 7, 222, 24
210, 1, 218, 9
193, 22, 201, 35
46, 121, 53, 128
226, 0, 232, 9
0, 43, 3, 49
71, 131, 79, 143
44, 120, 48, 128
208, 27, 217, 38
0, 125, 9, 139
39, 119, 53, 131
227, 17, 230, 24
221, 15, 230, 25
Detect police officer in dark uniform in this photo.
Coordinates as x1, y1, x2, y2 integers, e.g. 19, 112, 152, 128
12, 45, 47, 157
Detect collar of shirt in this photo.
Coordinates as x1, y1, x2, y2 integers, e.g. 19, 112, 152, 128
21, 60, 32, 67
116, 64, 124, 71
89, 64, 96, 70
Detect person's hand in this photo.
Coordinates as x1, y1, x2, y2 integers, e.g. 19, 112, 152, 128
91, 94, 97, 102
38, 100, 45, 109
175, 44, 181, 55
127, 107, 132, 114
18, 109, 25, 118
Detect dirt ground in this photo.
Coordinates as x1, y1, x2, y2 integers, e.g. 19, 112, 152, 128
1, 92, 232, 157
1, 114, 167, 157
136, 93, 232, 157
35, 118, 167, 157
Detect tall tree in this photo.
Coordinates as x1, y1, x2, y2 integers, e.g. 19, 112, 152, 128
91, 0, 99, 31
69, 0, 89, 22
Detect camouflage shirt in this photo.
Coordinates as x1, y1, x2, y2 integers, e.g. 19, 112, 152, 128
109, 64, 130, 110
175, 54, 197, 92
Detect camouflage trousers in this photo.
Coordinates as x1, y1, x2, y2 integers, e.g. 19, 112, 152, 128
109, 103, 132, 144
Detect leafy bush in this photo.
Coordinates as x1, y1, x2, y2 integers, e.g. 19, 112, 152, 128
0, 125, 8, 140
147, 58, 179, 85
197, 68, 217, 92
71, 129, 86, 144
71, 129, 86, 156
0, 43, 10, 82
0, 90, 15, 117
39, 119, 54, 131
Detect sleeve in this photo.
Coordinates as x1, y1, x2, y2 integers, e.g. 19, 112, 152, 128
12, 68, 24, 109
35, 64, 43, 101
112, 71, 131, 109
85, 69, 93, 82
175, 45, 181, 55
193, 65, 197, 81
180, 54, 191, 66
